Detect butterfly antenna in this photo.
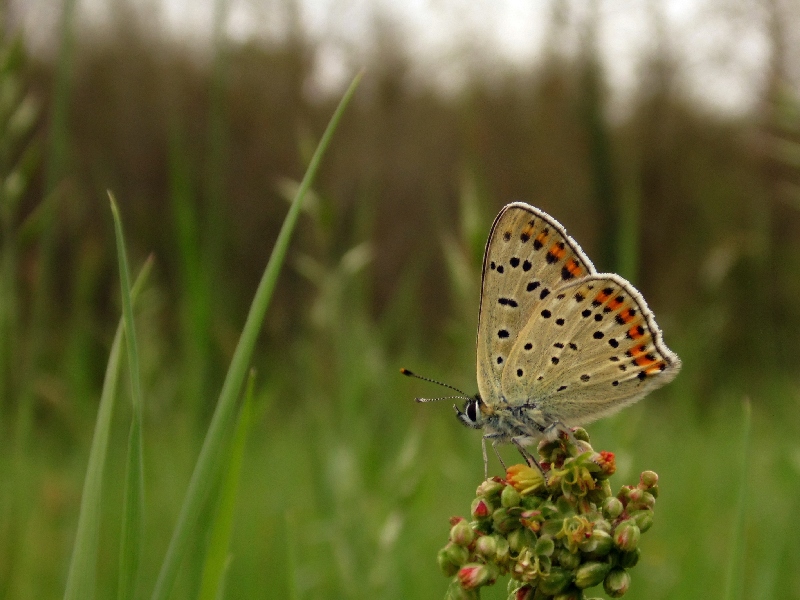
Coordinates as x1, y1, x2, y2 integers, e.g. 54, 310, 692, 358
414, 395, 469, 403
400, 368, 471, 401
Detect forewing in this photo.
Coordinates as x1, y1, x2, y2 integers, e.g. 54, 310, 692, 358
501, 273, 681, 424
476, 202, 595, 406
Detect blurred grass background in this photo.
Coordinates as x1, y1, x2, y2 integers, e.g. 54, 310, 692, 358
1, 0, 800, 598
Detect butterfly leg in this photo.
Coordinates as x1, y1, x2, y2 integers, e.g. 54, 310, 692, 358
481, 436, 489, 479
481, 434, 507, 478
511, 437, 545, 475
491, 439, 507, 472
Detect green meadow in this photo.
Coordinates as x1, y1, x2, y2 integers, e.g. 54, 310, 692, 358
1, 4, 800, 599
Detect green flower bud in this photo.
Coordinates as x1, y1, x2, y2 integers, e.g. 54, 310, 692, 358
603, 567, 631, 598
438, 542, 469, 575
450, 519, 476, 547
572, 427, 590, 442
575, 560, 612, 589
492, 507, 519, 534
438, 549, 459, 577
538, 566, 572, 595
602, 497, 624, 520
593, 518, 612, 534
457, 563, 497, 590
476, 478, 505, 498
502, 484, 522, 508
618, 547, 641, 569
495, 535, 511, 565
581, 529, 613, 557
613, 521, 640, 552
632, 510, 654, 532
471, 497, 493, 519
535, 534, 555, 557
637, 492, 656, 510
627, 488, 643, 504
557, 548, 581, 570
639, 470, 658, 489
474, 534, 497, 558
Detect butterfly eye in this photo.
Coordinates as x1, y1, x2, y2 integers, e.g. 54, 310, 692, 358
466, 399, 478, 423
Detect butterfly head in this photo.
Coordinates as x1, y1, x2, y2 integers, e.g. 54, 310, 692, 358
455, 394, 486, 430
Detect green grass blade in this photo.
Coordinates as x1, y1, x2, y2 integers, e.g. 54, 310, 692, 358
150, 70, 363, 600
109, 193, 146, 600
723, 398, 752, 600
63, 256, 154, 600
197, 369, 256, 600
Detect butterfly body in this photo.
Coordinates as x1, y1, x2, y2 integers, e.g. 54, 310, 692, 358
465, 202, 680, 471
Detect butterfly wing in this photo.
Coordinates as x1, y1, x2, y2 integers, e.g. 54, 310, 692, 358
501, 273, 681, 425
476, 202, 596, 407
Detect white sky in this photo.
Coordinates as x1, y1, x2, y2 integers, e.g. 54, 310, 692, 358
12, 0, 798, 117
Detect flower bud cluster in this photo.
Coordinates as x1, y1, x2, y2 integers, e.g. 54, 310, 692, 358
440, 429, 658, 599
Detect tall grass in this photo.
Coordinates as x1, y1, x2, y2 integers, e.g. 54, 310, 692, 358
61, 71, 362, 600
63, 255, 153, 600
152, 70, 362, 600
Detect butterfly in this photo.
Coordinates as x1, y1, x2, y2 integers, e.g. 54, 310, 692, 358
405, 202, 681, 475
